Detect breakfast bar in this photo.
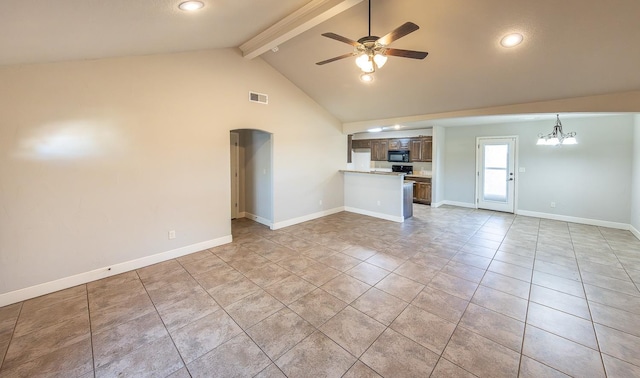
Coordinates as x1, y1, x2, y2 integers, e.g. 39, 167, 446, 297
340, 170, 413, 222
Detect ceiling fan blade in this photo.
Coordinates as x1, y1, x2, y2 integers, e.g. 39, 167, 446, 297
321, 32, 361, 47
377, 22, 420, 46
384, 48, 428, 59
316, 52, 356, 65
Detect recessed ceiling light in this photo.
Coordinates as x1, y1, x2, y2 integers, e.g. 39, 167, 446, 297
178, 1, 204, 11
500, 33, 523, 48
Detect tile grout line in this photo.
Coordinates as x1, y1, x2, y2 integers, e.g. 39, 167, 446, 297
0, 301, 24, 374
571, 225, 608, 376
516, 215, 540, 378
85, 284, 97, 378
136, 266, 192, 377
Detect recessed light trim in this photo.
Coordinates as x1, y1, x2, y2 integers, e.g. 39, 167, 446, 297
500, 33, 523, 48
178, 1, 204, 11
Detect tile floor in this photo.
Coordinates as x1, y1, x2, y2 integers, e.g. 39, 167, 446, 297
1, 205, 640, 377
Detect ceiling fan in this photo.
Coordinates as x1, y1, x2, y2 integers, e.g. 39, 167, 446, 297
316, 0, 428, 81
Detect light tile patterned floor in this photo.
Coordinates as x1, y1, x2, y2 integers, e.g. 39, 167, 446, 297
1, 205, 640, 377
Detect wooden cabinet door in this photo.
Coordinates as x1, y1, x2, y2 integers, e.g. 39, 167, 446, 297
371, 139, 388, 161
352, 139, 371, 149
422, 137, 433, 162
423, 183, 432, 203
411, 179, 432, 204
378, 139, 388, 160
389, 138, 410, 150
410, 139, 423, 161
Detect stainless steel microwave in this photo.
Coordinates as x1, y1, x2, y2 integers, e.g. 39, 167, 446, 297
388, 150, 410, 162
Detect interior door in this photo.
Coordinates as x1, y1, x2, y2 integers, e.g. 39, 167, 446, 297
477, 137, 516, 213
230, 132, 239, 219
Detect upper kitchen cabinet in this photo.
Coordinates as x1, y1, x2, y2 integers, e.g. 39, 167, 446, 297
371, 139, 388, 161
410, 137, 433, 162
388, 138, 410, 151
351, 139, 372, 149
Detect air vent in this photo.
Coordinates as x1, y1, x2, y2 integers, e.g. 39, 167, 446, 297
249, 91, 268, 104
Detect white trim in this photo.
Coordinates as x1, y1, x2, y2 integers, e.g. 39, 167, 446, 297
441, 200, 477, 209
430, 201, 445, 208
0, 235, 232, 307
517, 210, 629, 230
630, 225, 640, 241
272, 207, 345, 230
236, 211, 247, 219
245, 212, 273, 227
344, 206, 404, 223
476, 136, 518, 214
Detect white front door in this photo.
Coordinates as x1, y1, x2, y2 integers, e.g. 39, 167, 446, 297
477, 137, 516, 213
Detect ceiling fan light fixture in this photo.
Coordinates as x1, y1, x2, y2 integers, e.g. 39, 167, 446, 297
373, 53, 387, 69
360, 72, 374, 82
178, 1, 204, 11
356, 54, 375, 73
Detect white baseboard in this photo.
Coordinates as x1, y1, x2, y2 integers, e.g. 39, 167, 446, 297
630, 224, 640, 241
517, 210, 630, 230
344, 206, 404, 223
272, 207, 345, 230
0, 235, 232, 307
236, 211, 246, 219
245, 213, 272, 228
430, 201, 445, 208
441, 200, 477, 209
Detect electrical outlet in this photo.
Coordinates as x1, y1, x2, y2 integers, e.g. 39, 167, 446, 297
519, 167, 526, 173
319, 199, 323, 206
377, 200, 381, 206
550, 202, 556, 208
168, 230, 176, 239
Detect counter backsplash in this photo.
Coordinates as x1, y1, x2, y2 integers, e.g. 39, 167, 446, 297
372, 161, 433, 175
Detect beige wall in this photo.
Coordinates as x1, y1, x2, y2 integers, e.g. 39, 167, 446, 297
0, 49, 344, 302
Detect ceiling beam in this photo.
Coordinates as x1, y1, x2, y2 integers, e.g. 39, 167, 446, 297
239, 0, 363, 60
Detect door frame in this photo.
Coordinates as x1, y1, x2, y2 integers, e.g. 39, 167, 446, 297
475, 136, 519, 213
230, 132, 240, 219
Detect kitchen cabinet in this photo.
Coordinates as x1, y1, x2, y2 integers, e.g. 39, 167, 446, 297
351, 139, 372, 149
409, 137, 432, 162
371, 139, 388, 161
411, 177, 431, 204
388, 138, 410, 150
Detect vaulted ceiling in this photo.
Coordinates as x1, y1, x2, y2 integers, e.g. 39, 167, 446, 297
2, 0, 639, 128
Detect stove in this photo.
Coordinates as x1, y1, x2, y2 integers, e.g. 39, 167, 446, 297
391, 165, 413, 174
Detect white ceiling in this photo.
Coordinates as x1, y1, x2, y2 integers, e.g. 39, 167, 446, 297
2, 0, 639, 126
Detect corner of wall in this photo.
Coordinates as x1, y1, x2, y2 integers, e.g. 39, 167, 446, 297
631, 114, 640, 238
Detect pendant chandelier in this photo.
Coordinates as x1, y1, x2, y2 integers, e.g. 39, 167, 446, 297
537, 114, 577, 146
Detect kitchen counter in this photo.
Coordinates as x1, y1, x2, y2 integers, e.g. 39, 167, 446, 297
405, 174, 432, 179
340, 170, 409, 222
339, 170, 405, 176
